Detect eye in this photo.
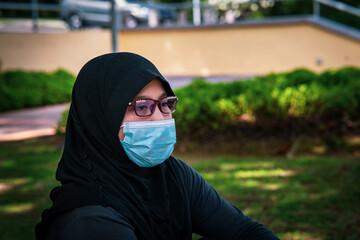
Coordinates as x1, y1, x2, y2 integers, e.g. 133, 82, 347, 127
160, 99, 171, 108
161, 101, 169, 107
136, 104, 148, 111
166, 99, 176, 108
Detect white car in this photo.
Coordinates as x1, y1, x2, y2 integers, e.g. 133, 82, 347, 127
60, 0, 177, 29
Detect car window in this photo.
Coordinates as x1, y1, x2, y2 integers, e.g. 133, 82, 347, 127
127, 0, 148, 3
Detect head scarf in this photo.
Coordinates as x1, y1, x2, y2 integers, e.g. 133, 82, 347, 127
36, 53, 190, 239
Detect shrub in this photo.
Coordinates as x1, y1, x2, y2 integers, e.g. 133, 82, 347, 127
0, 69, 75, 112
57, 67, 360, 139
172, 66, 360, 139
56, 108, 69, 135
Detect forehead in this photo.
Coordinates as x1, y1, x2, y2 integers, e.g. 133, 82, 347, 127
133, 78, 167, 100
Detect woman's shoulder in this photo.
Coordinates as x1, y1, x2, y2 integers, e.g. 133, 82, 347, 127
51, 205, 129, 227
75, 205, 125, 218
166, 156, 192, 170
165, 156, 201, 180
47, 205, 136, 239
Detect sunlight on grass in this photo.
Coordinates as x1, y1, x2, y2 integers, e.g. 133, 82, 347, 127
220, 161, 276, 170
0, 178, 29, 193
242, 179, 260, 188
234, 169, 295, 178
0, 137, 359, 240
219, 163, 239, 171
312, 145, 327, 154
0, 203, 34, 214
262, 182, 285, 190
346, 135, 360, 146
203, 172, 216, 179
278, 230, 322, 240
192, 157, 360, 239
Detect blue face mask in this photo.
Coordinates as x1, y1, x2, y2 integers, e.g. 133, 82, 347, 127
120, 119, 176, 167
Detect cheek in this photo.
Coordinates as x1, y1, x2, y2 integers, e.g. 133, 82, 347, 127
164, 113, 172, 120
121, 107, 143, 125
118, 108, 142, 141
118, 128, 125, 141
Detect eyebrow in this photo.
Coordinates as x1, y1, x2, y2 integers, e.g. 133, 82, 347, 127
133, 92, 167, 101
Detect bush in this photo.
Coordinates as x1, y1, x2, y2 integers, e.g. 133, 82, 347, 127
56, 67, 360, 139
56, 108, 69, 135
0, 69, 75, 112
172, 66, 360, 139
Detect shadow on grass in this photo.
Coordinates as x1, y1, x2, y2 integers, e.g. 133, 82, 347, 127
0, 136, 359, 240
0, 136, 62, 240
191, 157, 360, 240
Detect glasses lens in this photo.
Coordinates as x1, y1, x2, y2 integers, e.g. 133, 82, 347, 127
160, 97, 177, 113
134, 99, 156, 116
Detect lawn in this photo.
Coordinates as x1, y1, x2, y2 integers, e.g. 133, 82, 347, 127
0, 136, 359, 240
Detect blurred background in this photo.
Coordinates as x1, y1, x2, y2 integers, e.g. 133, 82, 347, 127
0, 0, 359, 239
1, 0, 360, 75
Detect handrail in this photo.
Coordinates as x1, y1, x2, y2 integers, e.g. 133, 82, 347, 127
0, 0, 359, 16
0, 0, 359, 31
0, 2, 59, 11
316, 0, 360, 17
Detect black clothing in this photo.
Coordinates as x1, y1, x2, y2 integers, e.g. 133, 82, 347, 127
47, 158, 278, 239
36, 52, 278, 239
47, 205, 137, 239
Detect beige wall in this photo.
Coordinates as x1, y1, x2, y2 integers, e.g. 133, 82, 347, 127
1, 23, 359, 76
0, 29, 112, 75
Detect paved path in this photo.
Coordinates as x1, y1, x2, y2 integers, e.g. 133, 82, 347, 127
0, 103, 69, 141
0, 76, 252, 142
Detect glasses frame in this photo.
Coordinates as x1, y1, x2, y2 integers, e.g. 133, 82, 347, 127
128, 96, 178, 117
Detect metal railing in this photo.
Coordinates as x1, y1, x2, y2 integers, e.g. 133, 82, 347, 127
0, 0, 359, 30
0, 0, 359, 51
315, 0, 360, 17
0, 1, 60, 32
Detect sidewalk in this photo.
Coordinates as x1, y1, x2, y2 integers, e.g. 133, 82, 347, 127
0, 103, 69, 142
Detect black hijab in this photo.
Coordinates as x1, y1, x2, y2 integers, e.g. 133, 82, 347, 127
36, 53, 191, 239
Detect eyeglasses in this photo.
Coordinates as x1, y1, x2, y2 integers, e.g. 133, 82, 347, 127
128, 96, 178, 117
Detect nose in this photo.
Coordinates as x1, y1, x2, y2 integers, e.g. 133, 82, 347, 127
150, 104, 166, 121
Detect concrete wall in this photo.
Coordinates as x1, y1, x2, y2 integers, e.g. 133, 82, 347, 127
0, 29, 112, 75
1, 22, 359, 76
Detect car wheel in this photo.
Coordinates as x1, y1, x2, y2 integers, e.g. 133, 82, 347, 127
68, 13, 82, 30
123, 15, 137, 29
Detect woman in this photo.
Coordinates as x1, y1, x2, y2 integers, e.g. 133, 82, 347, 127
36, 52, 278, 239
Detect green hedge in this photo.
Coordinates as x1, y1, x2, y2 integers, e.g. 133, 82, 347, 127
56, 67, 360, 138
172, 67, 360, 138
0, 69, 75, 112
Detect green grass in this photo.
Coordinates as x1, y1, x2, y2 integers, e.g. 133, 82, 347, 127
0, 136, 359, 240
0, 137, 62, 240
191, 157, 360, 240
